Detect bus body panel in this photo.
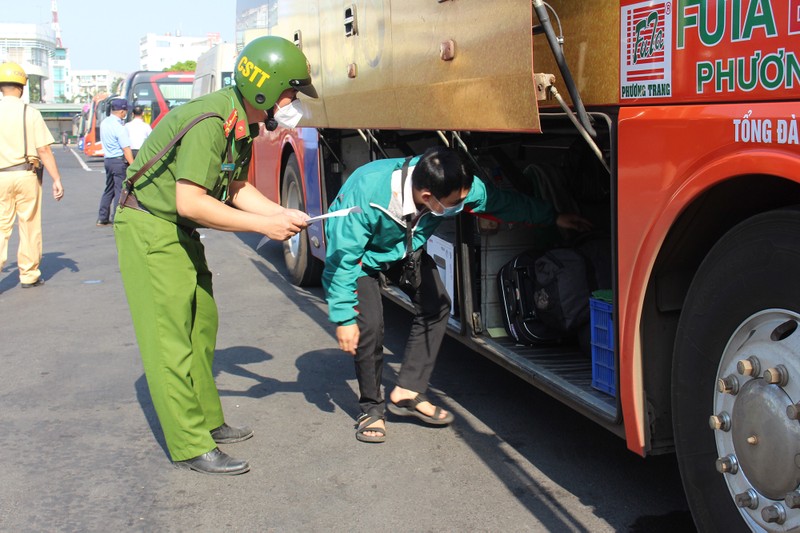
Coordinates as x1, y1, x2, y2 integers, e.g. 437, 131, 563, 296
192, 43, 237, 98
299, 127, 325, 258
261, 0, 542, 132
534, 0, 621, 107
617, 101, 800, 454
250, 126, 285, 202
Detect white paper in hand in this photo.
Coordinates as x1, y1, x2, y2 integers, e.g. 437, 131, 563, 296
256, 206, 363, 250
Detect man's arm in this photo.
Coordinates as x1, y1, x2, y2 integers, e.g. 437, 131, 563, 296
35, 144, 64, 201
175, 179, 307, 240
322, 209, 372, 356
228, 179, 288, 217
123, 146, 134, 166
467, 176, 591, 231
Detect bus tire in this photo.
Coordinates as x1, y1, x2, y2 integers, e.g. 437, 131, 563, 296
281, 153, 323, 287
673, 207, 800, 533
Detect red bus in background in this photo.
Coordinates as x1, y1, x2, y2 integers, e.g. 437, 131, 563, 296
80, 92, 110, 158
121, 71, 194, 127
82, 71, 194, 158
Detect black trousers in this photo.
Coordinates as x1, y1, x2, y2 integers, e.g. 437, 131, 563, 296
98, 157, 127, 222
355, 252, 451, 417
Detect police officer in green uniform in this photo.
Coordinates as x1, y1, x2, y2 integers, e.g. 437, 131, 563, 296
114, 36, 317, 475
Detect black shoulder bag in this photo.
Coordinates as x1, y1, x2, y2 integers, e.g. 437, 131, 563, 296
397, 157, 424, 292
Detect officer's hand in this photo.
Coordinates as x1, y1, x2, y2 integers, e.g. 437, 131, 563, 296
52, 180, 64, 201
337, 324, 360, 356
262, 211, 308, 241
284, 208, 310, 226
556, 213, 592, 232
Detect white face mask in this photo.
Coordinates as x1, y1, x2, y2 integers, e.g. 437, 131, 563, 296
429, 195, 466, 217
273, 99, 304, 129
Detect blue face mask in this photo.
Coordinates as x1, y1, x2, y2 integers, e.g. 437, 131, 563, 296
430, 196, 466, 217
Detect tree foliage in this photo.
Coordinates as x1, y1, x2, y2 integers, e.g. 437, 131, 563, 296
164, 61, 197, 72
111, 77, 125, 94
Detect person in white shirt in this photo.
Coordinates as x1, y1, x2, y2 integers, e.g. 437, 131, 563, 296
125, 105, 152, 159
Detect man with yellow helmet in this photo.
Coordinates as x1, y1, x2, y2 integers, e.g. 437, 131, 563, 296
0, 62, 64, 289
114, 36, 317, 475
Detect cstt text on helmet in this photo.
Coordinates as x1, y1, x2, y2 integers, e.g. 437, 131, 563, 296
237, 56, 270, 88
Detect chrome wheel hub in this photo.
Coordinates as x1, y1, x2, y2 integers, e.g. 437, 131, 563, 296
712, 310, 800, 530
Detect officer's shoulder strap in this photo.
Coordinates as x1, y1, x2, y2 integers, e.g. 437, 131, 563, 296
125, 112, 223, 189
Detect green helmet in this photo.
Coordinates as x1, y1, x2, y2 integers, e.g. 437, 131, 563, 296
235, 36, 318, 110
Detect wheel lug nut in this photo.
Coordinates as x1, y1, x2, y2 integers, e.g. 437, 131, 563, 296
716, 455, 739, 474
718, 375, 739, 395
762, 503, 787, 524
786, 490, 800, 509
787, 403, 800, 420
708, 412, 731, 431
737, 356, 761, 377
764, 364, 789, 386
735, 489, 759, 509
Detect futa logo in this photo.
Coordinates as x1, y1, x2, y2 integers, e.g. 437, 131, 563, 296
634, 10, 666, 64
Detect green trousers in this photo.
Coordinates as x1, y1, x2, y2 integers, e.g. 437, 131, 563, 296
114, 207, 223, 461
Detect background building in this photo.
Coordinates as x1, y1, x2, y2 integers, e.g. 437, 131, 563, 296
48, 46, 72, 102
0, 22, 56, 103
139, 32, 221, 71
71, 69, 127, 103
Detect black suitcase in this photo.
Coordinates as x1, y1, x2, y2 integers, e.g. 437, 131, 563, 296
497, 250, 561, 344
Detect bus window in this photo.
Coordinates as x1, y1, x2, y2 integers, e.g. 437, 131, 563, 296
122, 71, 194, 126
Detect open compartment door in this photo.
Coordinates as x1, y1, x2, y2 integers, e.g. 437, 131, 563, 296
392, 0, 540, 133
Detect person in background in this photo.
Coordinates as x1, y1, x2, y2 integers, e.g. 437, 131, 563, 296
0, 62, 64, 289
114, 36, 317, 475
323, 147, 591, 443
61, 130, 68, 151
96, 98, 134, 226
125, 105, 151, 160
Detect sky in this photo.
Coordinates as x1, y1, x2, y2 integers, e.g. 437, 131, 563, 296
11, 0, 236, 73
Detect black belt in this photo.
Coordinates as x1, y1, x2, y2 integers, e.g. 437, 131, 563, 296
0, 162, 31, 172
106, 156, 125, 160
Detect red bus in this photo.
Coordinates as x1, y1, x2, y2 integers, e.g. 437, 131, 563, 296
121, 70, 194, 127
239, 1, 800, 529
82, 71, 194, 158
80, 93, 110, 158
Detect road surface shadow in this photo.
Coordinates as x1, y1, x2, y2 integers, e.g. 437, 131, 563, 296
232, 231, 697, 531
0, 251, 79, 292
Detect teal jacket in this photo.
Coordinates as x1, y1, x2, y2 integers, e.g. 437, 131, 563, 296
322, 156, 556, 326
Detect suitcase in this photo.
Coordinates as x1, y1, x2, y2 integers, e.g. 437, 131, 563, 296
497, 250, 561, 344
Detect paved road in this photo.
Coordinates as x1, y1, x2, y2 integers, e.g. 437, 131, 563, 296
0, 148, 696, 532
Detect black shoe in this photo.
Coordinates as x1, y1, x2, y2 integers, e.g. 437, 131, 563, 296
21, 278, 45, 288
211, 423, 254, 444
174, 448, 250, 475
96, 220, 110, 226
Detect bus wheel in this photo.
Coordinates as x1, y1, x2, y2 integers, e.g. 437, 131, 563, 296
280, 153, 323, 286
673, 208, 800, 532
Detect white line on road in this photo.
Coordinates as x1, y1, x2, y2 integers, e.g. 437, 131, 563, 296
70, 148, 94, 171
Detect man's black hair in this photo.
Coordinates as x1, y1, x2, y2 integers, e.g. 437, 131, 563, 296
0, 82, 24, 91
132, 105, 145, 116
411, 146, 471, 199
